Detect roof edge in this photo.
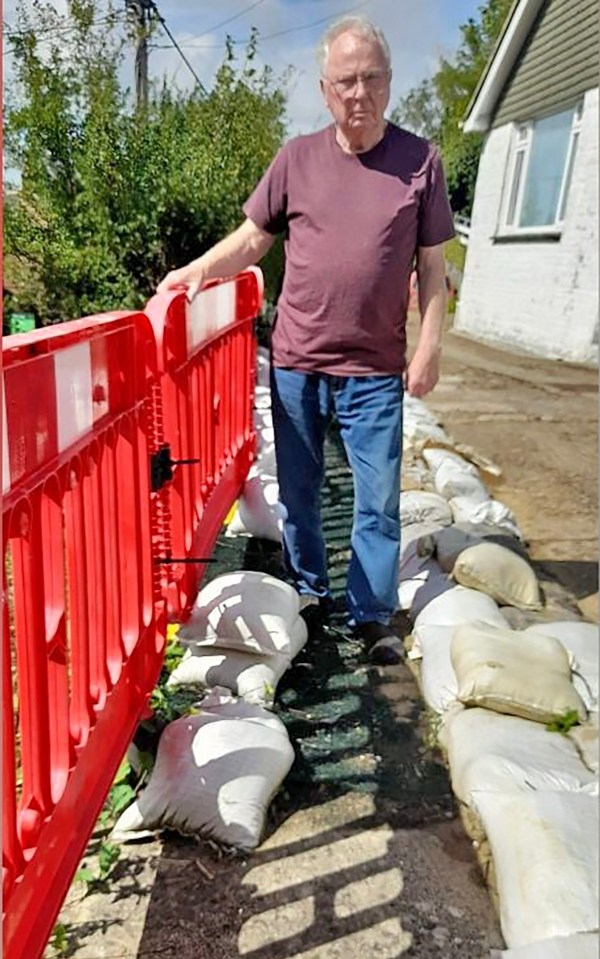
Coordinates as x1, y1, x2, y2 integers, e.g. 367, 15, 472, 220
462, 0, 547, 133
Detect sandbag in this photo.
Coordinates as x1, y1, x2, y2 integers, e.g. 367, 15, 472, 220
256, 345, 270, 387
568, 723, 599, 775
400, 490, 453, 528
526, 621, 598, 711
422, 448, 489, 503
409, 624, 460, 713
449, 496, 522, 538
444, 707, 598, 805
167, 644, 293, 706
413, 584, 508, 630
451, 621, 587, 724
491, 933, 599, 959
400, 522, 447, 561
112, 688, 294, 850
226, 468, 286, 542
398, 541, 450, 613
254, 384, 272, 410
452, 542, 542, 611
423, 525, 528, 573
472, 791, 599, 948
179, 571, 308, 658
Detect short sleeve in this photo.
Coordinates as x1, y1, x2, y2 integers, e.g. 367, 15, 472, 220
417, 148, 455, 248
243, 146, 289, 236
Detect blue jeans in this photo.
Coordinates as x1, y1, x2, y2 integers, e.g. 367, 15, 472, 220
270, 368, 403, 625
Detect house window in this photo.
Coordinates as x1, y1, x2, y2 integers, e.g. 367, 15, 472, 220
503, 102, 582, 232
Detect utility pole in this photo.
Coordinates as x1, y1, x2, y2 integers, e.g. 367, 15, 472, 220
125, 0, 154, 110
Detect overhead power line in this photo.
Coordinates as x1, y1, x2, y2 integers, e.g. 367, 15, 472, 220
179, 0, 373, 49
184, 0, 267, 46
148, 0, 208, 94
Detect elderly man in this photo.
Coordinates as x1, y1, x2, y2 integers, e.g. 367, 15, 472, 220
158, 17, 455, 663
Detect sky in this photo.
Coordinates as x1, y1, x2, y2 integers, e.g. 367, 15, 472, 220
3, 0, 486, 139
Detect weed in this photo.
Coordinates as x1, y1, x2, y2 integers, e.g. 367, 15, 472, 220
546, 709, 580, 735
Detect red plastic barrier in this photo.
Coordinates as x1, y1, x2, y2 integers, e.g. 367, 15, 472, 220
2, 270, 263, 959
145, 268, 262, 618
2, 311, 166, 959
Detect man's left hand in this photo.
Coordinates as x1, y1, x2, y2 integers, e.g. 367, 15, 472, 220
405, 345, 440, 397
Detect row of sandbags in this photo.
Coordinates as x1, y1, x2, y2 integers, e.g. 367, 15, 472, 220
113, 571, 310, 850
399, 397, 599, 959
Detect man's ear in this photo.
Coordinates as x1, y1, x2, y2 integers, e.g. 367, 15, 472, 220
319, 77, 327, 102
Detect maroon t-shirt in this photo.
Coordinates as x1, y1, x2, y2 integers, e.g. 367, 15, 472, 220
243, 122, 455, 376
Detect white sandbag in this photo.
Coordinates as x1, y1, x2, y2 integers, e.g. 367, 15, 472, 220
112, 688, 294, 850
452, 542, 542, 611
398, 541, 450, 612
444, 707, 598, 806
400, 522, 446, 560
409, 624, 460, 713
472, 791, 599, 948
449, 496, 522, 538
167, 644, 291, 706
526, 621, 598, 711
422, 448, 489, 503
568, 723, 599, 775
256, 345, 271, 387
226, 469, 286, 542
413, 584, 508, 630
254, 443, 277, 476
400, 490, 453, 528
400, 460, 433, 492
179, 571, 307, 658
254, 384, 272, 410
492, 932, 599, 959
451, 621, 587, 724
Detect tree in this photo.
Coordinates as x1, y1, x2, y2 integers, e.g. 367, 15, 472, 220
391, 0, 513, 214
4, 1, 288, 323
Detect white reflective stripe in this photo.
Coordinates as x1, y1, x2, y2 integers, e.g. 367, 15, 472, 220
186, 281, 237, 354
2, 378, 10, 493
91, 349, 109, 422
55, 342, 94, 452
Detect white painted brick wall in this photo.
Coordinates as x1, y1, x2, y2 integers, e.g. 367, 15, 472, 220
455, 87, 599, 364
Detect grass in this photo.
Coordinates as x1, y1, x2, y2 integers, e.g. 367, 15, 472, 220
445, 237, 467, 275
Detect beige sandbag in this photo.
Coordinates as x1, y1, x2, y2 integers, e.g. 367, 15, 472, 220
452, 542, 542, 611
526, 621, 598, 711
444, 707, 598, 806
112, 688, 294, 850
422, 525, 527, 573
451, 621, 587, 724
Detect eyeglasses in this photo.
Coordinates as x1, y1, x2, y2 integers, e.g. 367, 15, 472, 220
326, 70, 390, 96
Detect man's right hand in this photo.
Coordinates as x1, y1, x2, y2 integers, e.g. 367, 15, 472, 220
156, 262, 206, 302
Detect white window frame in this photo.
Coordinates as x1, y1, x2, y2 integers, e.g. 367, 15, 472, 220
499, 101, 583, 236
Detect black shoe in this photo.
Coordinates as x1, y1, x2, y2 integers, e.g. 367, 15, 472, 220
299, 595, 334, 629
353, 621, 404, 665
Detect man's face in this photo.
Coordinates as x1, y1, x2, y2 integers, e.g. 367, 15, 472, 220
320, 31, 391, 144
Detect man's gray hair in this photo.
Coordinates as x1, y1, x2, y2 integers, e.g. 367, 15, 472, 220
317, 16, 391, 75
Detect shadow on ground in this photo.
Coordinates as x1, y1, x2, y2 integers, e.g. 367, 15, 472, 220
130, 426, 503, 959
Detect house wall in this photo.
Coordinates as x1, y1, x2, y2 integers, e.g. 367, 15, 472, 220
454, 86, 598, 364
494, 0, 598, 127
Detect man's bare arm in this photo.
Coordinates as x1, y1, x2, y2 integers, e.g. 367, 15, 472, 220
405, 243, 447, 397
157, 218, 276, 300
